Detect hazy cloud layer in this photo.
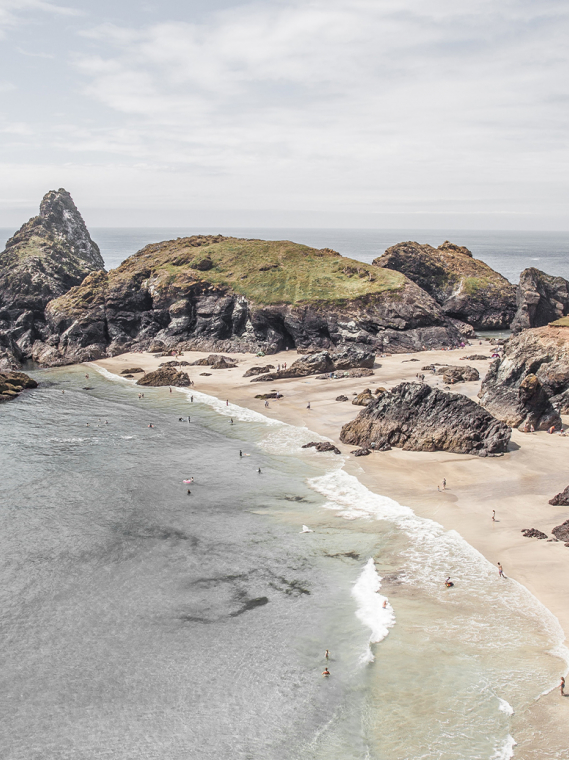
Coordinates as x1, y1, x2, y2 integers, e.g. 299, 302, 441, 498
0, 0, 568, 227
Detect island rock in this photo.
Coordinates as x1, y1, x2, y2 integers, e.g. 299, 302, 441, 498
373, 240, 516, 329
136, 367, 191, 387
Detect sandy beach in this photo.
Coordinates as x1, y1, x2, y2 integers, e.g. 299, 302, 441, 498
95, 342, 569, 743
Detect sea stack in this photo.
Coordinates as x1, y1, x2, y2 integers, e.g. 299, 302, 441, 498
0, 189, 104, 369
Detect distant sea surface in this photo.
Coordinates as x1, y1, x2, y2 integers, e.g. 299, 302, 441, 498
1, 227, 569, 282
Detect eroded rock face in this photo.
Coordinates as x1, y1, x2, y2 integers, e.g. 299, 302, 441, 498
301, 441, 341, 454
136, 367, 191, 387
340, 382, 511, 455
243, 365, 275, 377
478, 326, 567, 430
521, 528, 548, 539
0, 189, 104, 368
511, 268, 569, 333
373, 240, 516, 329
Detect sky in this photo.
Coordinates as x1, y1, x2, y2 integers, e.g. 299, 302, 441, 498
0, 0, 568, 229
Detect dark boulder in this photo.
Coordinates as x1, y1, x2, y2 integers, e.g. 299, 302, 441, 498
136, 367, 191, 387
301, 441, 341, 454
552, 520, 569, 542
340, 382, 511, 455
120, 367, 144, 374
351, 448, 371, 456
511, 268, 569, 333
463, 354, 489, 361
336, 395, 349, 402
441, 365, 480, 384
0, 370, 38, 402
549, 486, 569, 506
243, 365, 275, 377
352, 389, 374, 406
521, 528, 548, 539
250, 348, 375, 382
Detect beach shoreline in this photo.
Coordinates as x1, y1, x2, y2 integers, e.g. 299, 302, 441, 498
93, 343, 569, 750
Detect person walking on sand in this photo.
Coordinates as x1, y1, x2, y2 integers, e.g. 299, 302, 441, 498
498, 562, 506, 578
307, 402, 311, 410
492, 510, 496, 522
325, 649, 329, 660
561, 676, 565, 695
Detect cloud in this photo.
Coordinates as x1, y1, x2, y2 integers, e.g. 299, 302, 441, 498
0, 0, 80, 35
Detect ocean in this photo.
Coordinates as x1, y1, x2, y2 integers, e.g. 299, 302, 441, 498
1, 364, 567, 759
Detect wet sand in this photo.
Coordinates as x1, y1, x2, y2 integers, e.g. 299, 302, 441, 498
95, 342, 569, 743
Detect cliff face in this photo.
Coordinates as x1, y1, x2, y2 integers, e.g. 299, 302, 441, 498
478, 326, 569, 429
339, 382, 511, 456
37, 236, 464, 365
373, 240, 516, 329
0, 189, 104, 368
510, 268, 569, 333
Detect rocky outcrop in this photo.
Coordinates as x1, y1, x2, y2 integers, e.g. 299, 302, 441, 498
301, 441, 341, 454
340, 382, 511, 455
352, 389, 374, 405
373, 240, 516, 329
243, 365, 275, 377
120, 367, 144, 374
136, 367, 191, 387
250, 348, 374, 382
478, 326, 568, 430
511, 268, 569, 333
440, 366, 480, 384
0, 370, 38, 402
336, 395, 349, 402
552, 520, 569, 542
521, 528, 548, 539
549, 486, 569, 506
0, 189, 104, 368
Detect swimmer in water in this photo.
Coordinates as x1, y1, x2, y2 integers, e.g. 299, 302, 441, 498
230, 418, 233, 424
325, 650, 329, 659
148, 424, 154, 428
239, 450, 242, 457
258, 468, 262, 474
382, 600, 387, 608
322, 668, 330, 677
187, 489, 191, 495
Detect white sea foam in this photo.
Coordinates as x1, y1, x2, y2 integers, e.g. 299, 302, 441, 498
497, 697, 514, 716
491, 735, 517, 759
90, 365, 136, 384
351, 558, 395, 663
260, 424, 342, 458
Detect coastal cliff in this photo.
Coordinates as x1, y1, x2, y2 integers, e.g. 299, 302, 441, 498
37, 236, 465, 364
372, 240, 516, 329
0, 189, 104, 368
479, 325, 569, 429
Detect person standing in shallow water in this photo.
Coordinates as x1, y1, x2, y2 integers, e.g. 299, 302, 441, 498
498, 562, 506, 578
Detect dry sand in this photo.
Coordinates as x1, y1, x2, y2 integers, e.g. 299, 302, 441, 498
95, 342, 569, 740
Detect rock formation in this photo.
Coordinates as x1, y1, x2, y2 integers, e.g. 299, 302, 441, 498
549, 486, 569, 506
521, 528, 548, 539
440, 366, 480, 384
38, 236, 466, 365
250, 348, 374, 382
510, 268, 569, 333
352, 389, 374, 405
136, 367, 191, 387
301, 441, 341, 454
373, 240, 516, 329
0, 370, 38, 402
0, 189, 104, 368
340, 382, 511, 456
479, 326, 569, 430
243, 365, 275, 377
552, 520, 569, 543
